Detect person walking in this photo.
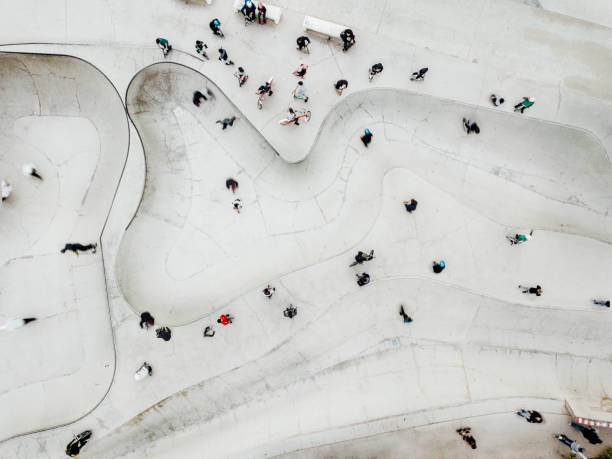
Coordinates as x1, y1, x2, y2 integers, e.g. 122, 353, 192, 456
193, 90, 208, 106
514, 97, 535, 113
216, 116, 237, 130
462, 118, 480, 134
296, 36, 311, 54
22, 164, 43, 180
456, 427, 477, 449
226, 178, 239, 193
217, 314, 233, 325
519, 285, 542, 296
490, 94, 504, 106
156, 38, 172, 57
554, 434, 587, 459
353, 250, 374, 265
340, 29, 355, 51
2, 180, 12, 202
134, 362, 153, 381
155, 326, 172, 341
433, 261, 446, 273
293, 81, 308, 102
292, 63, 308, 78
234, 67, 248, 87
356, 272, 370, 286
60, 243, 97, 255
0, 317, 36, 331
232, 198, 243, 213
335, 79, 348, 95
516, 409, 543, 423
257, 2, 267, 24
195, 40, 208, 58
263, 285, 275, 298
360, 129, 373, 147
507, 230, 533, 245
571, 423, 603, 444
369, 63, 383, 81
399, 305, 413, 323
218, 48, 234, 65
283, 305, 297, 318
410, 68, 428, 81
403, 199, 418, 213
139, 312, 155, 329
593, 299, 610, 308
203, 326, 216, 337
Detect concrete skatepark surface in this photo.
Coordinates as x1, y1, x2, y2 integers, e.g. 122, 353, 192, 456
1, 0, 612, 458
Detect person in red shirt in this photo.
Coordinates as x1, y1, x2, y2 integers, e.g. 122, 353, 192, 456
217, 314, 233, 326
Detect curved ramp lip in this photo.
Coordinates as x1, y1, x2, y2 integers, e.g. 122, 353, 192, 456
0, 50, 130, 444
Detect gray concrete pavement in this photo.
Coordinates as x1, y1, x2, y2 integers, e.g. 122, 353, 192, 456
1, 0, 612, 458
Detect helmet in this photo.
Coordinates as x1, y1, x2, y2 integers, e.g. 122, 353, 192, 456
439, 261, 445, 268
364, 129, 371, 135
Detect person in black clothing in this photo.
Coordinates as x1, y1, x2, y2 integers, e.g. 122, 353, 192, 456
519, 285, 542, 296
61, 243, 97, 255
296, 35, 311, 53
463, 118, 480, 134
340, 29, 355, 51
203, 326, 215, 337
411, 67, 428, 80
369, 63, 383, 81
335, 79, 348, 95
433, 261, 446, 273
218, 48, 234, 65
226, 178, 239, 193
216, 116, 237, 129
356, 273, 370, 286
257, 3, 267, 23
241, 1, 256, 21
263, 284, 275, 298
360, 129, 373, 147
571, 422, 603, 444
516, 409, 543, 423
403, 199, 418, 213
399, 305, 413, 323
155, 327, 171, 341
354, 250, 374, 264
193, 91, 207, 106
457, 428, 477, 449
139, 312, 155, 329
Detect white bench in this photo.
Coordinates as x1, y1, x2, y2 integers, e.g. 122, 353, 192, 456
303, 15, 348, 40
232, 0, 282, 24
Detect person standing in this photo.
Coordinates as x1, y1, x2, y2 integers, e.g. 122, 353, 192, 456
195, 40, 208, 58
0, 318, 37, 331
296, 36, 311, 53
139, 312, 155, 329
233, 198, 243, 213
2, 180, 12, 202
410, 68, 428, 80
516, 409, 543, 423
518, 285, 542, 296
433, 261, 446, 273
514, 97, 535, 113
210, 19, 223, 37
360, 129, 373, 147
193, 91, 208, 107
155, 326, 172, 341
257, 2, 267, 24
226, 178, 239, 193
356, 273, 370, 286
155, 38, 171, 57
60, 243, 97, 255
490, 94, 505, 106
403, 199, 418, 213
234, 67, 248, 87
463, 118, 480, 134
203, 326, 216, 337
218, 48, 234, 65
293, 81, 308, 102
22, 164, 43, 180
399, 305, 413, 323
369, 63, 383, 81
263, 285, 275, 298
335, 79, 348, 95
217, 314, 233, 325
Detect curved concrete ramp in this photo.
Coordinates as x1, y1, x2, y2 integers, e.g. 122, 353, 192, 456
117, 63, 612, 325
0, 53, 127, 440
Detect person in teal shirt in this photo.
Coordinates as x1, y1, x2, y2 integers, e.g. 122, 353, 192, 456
514, 97, 534, 113
156, 38, 171, 57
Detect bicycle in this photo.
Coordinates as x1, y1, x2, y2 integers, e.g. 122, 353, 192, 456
279, 109, 311, 125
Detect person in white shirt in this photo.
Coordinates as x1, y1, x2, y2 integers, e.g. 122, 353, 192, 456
0, 318, 37, 331
22, 164, 43, 180
2, 180, 13, 201
293, 81, 308, 102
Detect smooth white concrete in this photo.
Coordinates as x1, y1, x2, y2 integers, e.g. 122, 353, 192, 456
0, 0, 612, 458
